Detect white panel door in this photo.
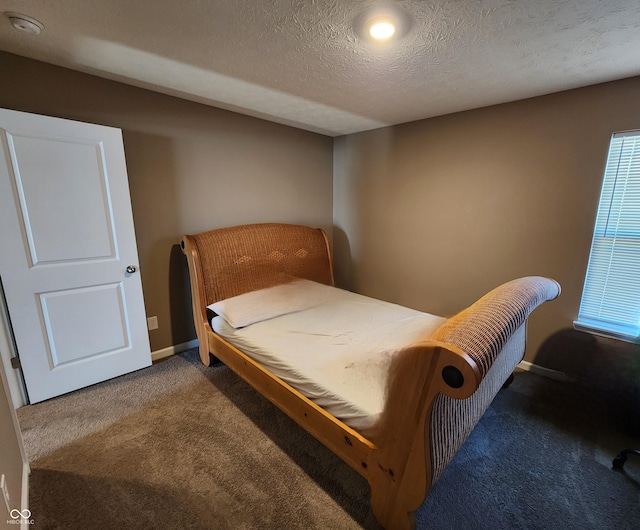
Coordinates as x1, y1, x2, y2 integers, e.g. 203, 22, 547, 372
0, 108, 151, 403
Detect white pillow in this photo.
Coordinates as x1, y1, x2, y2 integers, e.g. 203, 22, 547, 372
208, 279, 335, 329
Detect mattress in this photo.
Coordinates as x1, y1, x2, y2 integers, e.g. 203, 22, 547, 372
210, 281, 445, 431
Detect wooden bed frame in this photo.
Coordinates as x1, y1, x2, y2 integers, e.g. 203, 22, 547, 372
181, 223, 560, 529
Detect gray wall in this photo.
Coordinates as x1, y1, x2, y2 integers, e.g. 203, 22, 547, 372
0, 52, 334, 353
334, 77, 640, 412
0, 52, 638, 428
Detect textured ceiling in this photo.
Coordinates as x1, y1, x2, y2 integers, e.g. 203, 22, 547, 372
1, 0, 639, 136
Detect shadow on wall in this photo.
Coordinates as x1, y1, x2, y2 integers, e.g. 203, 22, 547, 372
332, 226, 353, 290
169, 243, 195, 345
533, 328, 640, 436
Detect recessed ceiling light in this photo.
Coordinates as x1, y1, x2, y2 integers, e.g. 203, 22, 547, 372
4, 12, 44, 35
369, 20, 396, 41
354, 7, 410, 45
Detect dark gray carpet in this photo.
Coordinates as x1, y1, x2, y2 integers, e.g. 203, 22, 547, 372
416, 371, 640, 529
17, 349, 640, 529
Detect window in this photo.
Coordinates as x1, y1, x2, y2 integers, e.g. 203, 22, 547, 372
575, 130, 640, 343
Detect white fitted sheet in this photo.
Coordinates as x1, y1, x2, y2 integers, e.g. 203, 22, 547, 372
211, 285, 445, 431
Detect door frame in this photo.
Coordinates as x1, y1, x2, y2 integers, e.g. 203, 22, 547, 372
0, 283, 27, 408
0, 340, 29, 522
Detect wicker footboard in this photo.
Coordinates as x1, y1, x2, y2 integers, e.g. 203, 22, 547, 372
367, 276, 560, 529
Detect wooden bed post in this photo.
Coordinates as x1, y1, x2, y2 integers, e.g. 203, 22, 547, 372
367, 342, 481, 529
181, 235, 212, 365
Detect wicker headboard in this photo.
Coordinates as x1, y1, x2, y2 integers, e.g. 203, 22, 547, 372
182, 223, 334, 308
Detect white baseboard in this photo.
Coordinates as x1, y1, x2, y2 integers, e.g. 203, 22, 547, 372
517, 360, 574, 382
151, 339, 199, 362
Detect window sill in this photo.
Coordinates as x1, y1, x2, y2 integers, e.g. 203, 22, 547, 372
573, 320, 640, 344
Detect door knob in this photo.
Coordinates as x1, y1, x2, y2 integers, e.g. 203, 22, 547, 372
126, 265, 137, 274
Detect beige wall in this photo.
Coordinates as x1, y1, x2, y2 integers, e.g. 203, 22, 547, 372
334, 77, 640, 396
0, 52, 334, 352
0, 51, 637, 415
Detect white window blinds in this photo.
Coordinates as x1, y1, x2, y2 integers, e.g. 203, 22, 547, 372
575, 130, 640, 343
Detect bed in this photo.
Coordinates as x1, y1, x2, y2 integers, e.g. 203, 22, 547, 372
181, 223, 560, 529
